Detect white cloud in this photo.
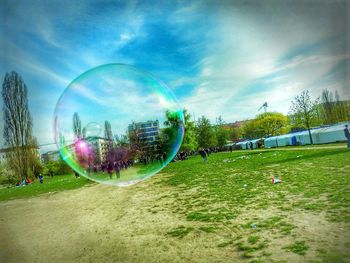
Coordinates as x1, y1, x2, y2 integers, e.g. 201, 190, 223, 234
180, 3, 350, 123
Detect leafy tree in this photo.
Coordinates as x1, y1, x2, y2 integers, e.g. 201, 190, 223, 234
2, 71, 39, 181
229, 126, 241, 141
42, 161, 60, 176
128, 128, 146, 155
180, 110, 198, 151
241, 119, 261, 139
255, 112, 288, 137
162, 110, 184, 155
0, 162, 16, 184
114, 134, 129, 147
241, 112, 288, 139
42, 160, 71, 176
214, 116, 230, 147
73, 112, 82, 139
289, 90, 319, 144
196, 116, 216, 148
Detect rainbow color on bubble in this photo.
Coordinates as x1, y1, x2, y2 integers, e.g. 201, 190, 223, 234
54, 64, 184, 186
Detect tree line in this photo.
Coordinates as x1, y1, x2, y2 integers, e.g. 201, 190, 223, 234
0, 71, 349, 184
181, 89, 350, 150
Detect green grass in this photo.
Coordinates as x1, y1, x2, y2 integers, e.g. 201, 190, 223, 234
159, 146, 349, 261
198, 226, 218, 233
0, 174, 92, 201
248, 235, 260, 245
166, 225, 194, 238
283, 241, 309, 255
162, 147, 350, 223
1, 145, 349, 261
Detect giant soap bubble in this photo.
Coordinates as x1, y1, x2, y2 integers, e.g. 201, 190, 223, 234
54, 64, 184, 186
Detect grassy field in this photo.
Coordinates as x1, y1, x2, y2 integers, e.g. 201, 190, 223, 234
1, 145, 349, 262
0, 174, 92, 201
157, 146, 350, 262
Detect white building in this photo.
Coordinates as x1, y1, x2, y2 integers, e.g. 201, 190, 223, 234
128, 120, 161, 152
0, 146, 40, 163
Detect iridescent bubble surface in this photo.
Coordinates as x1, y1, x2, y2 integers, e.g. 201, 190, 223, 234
54, 64, 184, 186
84, 122, 102, 137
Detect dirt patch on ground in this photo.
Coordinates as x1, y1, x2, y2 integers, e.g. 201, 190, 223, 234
0, 180, 241, 263
1, 176, 349, 262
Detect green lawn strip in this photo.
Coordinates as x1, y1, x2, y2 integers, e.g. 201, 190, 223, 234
1, 147, 349, 260
282, 240, 309, 255
160, 148, 349, 261
162, 148, 349, 223
0, 174, 92, 201
166, 225, 194, 238
316, 248, 348, 263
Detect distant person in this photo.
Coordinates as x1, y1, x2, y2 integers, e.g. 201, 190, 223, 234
39, 174, 43, 184
344, 125, 350, 148
74, 171, 80, 178
26, 178, 32, 184
249, 141, 253, 150
198, 149, 207, 162
107, 162, 114, 179
205, 148, 211, 156
114, 162, 121, 179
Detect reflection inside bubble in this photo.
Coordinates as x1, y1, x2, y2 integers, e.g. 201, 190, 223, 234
54, 64, 184, 186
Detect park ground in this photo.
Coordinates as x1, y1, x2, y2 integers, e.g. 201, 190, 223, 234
0, 145, 349, 263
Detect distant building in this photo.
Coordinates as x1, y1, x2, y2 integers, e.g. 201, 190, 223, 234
0, 146, 40, 163
231, 120, 249, 128
55, 137, 113, 165
0, 148, 9, 163
128, 120, 161, 153
41, 150, 61, 163
86, 137, 113, 164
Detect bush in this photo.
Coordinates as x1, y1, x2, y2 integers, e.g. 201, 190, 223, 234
0, 162, 19, 185
42, 160, 72, 176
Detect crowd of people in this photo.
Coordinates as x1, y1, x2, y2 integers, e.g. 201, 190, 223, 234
86, 159, 134, 179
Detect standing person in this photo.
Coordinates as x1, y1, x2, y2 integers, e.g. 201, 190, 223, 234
74, 170, 80, 178
344, 125, 350, 148
39, 174, 43, 184
205, 148, 211, 156
198, 149, 207, 162
114, 162, 121, 179
107, 162, 113, 179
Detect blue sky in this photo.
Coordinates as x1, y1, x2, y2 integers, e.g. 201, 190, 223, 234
0, 0, 349, 149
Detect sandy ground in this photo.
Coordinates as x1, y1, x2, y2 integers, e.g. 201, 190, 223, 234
1, 173, 349, 263
0, 179, 241, 263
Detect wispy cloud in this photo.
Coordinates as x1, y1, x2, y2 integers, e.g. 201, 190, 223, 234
0, 0, 349, 147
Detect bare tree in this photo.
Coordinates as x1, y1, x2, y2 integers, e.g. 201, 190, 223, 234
73, 112, 82, 139
321, 89, 334, 124
334, 90, 350, 122
290, 90, 318, 144
104, 120, 113, 141
2, 71, 39, 181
